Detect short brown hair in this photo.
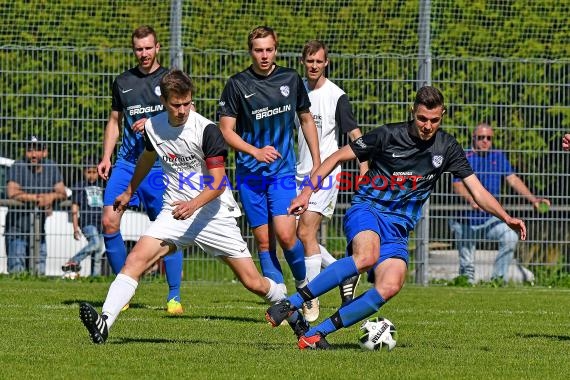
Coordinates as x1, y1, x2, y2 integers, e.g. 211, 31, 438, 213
160, 69, 194, 100
301, 40, 328, 61
131, 25, 158, 47
247, 26, 278, 51
413, 86, 445, 111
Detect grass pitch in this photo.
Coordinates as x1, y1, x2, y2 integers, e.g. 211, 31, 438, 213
1, 276, 569, 379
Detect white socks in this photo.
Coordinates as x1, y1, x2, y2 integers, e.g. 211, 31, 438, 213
319, 244, 337, 268
264, 277, 287, 303
305, 253, 322, 282
102, 273, 138, 329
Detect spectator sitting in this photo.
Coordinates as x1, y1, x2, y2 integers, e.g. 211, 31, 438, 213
5, 136, 67, 275
450, 123, 550, 284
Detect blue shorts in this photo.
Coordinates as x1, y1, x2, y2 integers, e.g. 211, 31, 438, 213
103, 161, 164, 221
237, 175, 297, 228
343, 203, 410, 281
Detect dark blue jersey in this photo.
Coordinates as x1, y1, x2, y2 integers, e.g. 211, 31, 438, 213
218, 65, 311, 177
348, 121, 473, 230
111, 66, 168, 168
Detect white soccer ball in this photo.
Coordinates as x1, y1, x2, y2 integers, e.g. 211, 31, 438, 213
62, 271, 79, 280
358, 316, 397, 351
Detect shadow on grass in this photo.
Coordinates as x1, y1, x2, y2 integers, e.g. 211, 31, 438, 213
162, 314, 262, 323
517, 333, 570, 341
63, 299, 263, 323
111, 337, 284, 349
62, 299, 147, 309
112, 337, 204, 344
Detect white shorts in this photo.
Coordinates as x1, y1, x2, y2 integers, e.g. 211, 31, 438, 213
143, 209, 251, 259
296, 165, 341, 219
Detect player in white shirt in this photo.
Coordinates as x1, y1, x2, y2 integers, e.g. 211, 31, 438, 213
79, 69, 296, 344
296, 40, 368, 322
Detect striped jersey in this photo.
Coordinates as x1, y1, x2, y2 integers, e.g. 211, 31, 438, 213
143, 111, 241, 218
349, 121, 473, 230
218, 65, 311, 177
296, 78, 358, 181
112, 66, 168, 168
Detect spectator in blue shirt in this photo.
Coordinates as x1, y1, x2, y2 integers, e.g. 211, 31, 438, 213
451, 123, 549, 284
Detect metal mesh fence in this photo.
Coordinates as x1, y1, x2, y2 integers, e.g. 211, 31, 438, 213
0, 0, 569, 284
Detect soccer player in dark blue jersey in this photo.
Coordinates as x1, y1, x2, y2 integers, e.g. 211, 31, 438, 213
219, 26, 320, 335
266, 86, 528, 349
98, 25, 184, 315
219, 26, 320, 291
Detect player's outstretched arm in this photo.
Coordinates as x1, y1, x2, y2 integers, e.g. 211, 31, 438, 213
290, 144, 356, 215
452, 181, 480, 210
461, 174, 527, 240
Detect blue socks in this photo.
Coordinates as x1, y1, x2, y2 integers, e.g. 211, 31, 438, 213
283, 240, 306, 282
163, 250, 183, 302
337, 287, 385, 327
290, 256, 359, 309
259, 250, 284, 284
103, 231, 126, 274
306, 288, 386, 337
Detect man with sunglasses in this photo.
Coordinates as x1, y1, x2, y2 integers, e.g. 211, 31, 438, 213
450, 122, 549, 285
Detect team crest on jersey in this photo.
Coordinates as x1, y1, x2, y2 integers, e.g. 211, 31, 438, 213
154, 86, 161, 96
432, 155, 443, 168
280, 85, 290, 97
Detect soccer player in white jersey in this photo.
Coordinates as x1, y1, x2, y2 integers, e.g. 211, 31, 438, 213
295, 40, 369, 322
79, 69, 288, 344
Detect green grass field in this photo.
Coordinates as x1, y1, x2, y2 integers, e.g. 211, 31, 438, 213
1, 276, 569, 379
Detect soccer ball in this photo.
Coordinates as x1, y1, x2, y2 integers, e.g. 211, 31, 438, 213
62, 271, 79, 280
358, 316, 397, 351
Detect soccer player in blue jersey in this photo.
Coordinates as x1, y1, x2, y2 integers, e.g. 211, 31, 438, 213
450, 122, 549, 284
266, 86, 528, 349
219, 25, 320, 334
218, 28, 320, 290
97, 25, 184, 315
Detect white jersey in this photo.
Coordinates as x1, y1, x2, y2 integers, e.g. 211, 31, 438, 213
296, 78, 358, 181
144, 111, 241, 218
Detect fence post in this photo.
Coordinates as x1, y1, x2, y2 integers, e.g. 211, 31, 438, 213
415, 0, 432, 285
170, 0, 183, 69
